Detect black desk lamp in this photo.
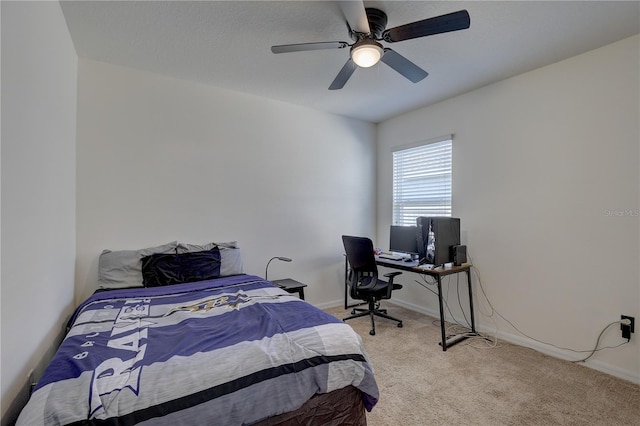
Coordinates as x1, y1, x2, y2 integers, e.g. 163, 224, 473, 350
265, 256, 292, 280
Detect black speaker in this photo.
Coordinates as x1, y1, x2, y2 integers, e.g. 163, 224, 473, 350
452, 245, 467, 266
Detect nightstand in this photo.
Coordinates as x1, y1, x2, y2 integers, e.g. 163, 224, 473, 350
271, 278, 307, 300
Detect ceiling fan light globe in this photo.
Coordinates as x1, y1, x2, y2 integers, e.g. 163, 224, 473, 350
351, 41, 383, 68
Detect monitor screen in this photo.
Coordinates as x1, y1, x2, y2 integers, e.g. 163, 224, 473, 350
389, 225, 419, 256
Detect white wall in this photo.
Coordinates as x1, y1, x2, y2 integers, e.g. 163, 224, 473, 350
1, 5, 635, 423
377, 36, 640, 382
1, 1, 77, 423
75, 59, 376, 306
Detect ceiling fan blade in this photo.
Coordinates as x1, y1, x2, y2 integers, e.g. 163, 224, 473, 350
271, 41, 349, 54
339, 1, 370, 34
329, 59, 357, 90
382, 10, 470, 43
380, 48, 428, 83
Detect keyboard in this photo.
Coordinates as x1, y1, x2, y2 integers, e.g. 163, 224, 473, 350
378, 254, 404, 261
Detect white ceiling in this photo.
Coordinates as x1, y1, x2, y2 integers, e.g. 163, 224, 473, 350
60, 1, 640, 123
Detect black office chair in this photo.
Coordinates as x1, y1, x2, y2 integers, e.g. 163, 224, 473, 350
342, 235, 403, 335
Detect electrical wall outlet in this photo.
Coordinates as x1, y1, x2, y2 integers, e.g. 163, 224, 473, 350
621, 315, 635, 340
27, 368, 37, 395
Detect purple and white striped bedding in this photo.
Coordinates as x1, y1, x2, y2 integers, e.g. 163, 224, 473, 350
17, 275, 378, 425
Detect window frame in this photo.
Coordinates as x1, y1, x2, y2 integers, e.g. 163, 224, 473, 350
391, 135, 453, 227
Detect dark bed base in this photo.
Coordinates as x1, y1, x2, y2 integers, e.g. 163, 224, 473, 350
255, 386, 367, 426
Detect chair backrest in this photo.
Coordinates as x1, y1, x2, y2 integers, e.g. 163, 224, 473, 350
342, 235, 379, 299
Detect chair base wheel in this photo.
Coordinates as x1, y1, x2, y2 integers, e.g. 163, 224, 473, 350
343, 304, 403, 336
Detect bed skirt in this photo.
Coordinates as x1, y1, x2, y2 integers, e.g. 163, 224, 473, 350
256, 385, 367, 426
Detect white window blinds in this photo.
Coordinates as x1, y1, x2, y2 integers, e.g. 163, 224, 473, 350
392, 137, 452, 226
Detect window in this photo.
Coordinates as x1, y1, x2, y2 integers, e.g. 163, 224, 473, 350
392, 137, 452, 226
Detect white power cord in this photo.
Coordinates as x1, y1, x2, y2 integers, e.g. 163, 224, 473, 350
467, 252, 631, 361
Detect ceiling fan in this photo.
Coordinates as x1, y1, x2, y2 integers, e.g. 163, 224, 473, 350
271, 1, 470, 90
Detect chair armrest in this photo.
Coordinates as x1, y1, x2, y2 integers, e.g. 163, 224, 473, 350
382, 271, 402, 299
383, 271, 402, 282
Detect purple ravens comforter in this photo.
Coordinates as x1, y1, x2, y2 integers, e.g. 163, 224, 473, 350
17, 275, 378, 425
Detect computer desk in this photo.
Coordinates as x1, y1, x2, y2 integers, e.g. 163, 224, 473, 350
374, 257, 477, 351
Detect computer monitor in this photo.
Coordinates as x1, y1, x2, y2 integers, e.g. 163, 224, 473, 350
389, 225, 420, 257
416, 217, 461, 266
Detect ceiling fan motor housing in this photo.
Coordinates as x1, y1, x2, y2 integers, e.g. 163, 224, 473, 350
365, 8, 388, 39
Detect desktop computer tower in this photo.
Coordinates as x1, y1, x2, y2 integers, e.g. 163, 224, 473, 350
416, 217, 461, 266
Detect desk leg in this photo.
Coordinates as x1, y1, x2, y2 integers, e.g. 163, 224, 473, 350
436, 276, 448, 351
467, 270, 476, 333
437, 269, 477, 351
344, 257, 349, 310
344, 255, 367, 311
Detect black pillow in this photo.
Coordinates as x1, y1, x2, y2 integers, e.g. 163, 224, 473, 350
141, 247, 221, 287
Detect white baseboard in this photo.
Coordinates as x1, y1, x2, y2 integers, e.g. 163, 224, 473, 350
314, 299, 344, 310
481, 327, 640, 385
383, 299, 640, 385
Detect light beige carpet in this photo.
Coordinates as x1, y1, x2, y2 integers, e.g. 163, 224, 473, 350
324, 304, 640, 426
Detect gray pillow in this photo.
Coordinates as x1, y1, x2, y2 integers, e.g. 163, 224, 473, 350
176, 241, 238, 251
98, 241, 178, 289
176, 241, 243, 277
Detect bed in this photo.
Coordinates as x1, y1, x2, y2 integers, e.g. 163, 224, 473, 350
17, 242, 378, 425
